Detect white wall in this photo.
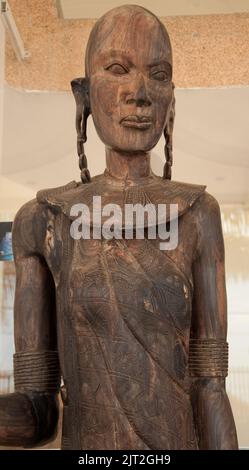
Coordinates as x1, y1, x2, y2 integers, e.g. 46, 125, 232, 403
0, 20, 6, 386
0, 27, 35, 217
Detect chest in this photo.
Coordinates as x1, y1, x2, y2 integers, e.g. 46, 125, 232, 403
64, 238, 192, 334
44, 214, 197, 334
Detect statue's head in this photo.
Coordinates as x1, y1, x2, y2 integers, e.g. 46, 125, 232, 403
71, 5, 175, 183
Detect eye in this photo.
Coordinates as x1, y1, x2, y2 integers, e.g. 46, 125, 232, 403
151, 70, 170, 82
105, 63, 128, 75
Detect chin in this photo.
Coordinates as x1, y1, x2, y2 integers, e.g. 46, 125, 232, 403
124, 139, 159, 153
109, 132, 160, 153
109, 142, 153, 154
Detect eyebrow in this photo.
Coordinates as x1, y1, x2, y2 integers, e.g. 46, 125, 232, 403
99, 50, 172, 69
99, 50, 133, 65
148, 60, 172, 68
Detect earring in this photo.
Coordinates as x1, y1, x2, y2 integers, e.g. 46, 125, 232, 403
163, 84, 175, 181
71, 77, 91, 183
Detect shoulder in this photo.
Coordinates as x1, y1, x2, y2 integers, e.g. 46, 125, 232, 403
35, 177, 102, 221
12, 194, 53, 258
36, 180, 85, 220
193, 190, 222, 223
153, 178, 206, 219
36, 180, 79, 205
12, 198, 42, 257
192, 191, 224, 258
13, 198, 44, 235
12, 181, 80, 259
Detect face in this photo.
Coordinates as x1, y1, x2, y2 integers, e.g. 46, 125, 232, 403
86, 9, 173, 153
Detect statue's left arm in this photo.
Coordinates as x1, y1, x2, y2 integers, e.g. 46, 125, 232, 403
0, 200, 60, 447
190, 192, 238, 450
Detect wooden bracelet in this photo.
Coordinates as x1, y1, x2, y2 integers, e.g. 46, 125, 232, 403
14, 350, 61, 392
189, 339, 228, 377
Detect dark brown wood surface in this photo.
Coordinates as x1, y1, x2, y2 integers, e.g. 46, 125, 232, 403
0, 5, 238, 449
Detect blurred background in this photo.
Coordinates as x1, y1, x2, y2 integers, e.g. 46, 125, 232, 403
0, 0, 249, 449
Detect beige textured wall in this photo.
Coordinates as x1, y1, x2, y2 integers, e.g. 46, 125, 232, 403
0, 20, 4, 166
4, 0, 249, 91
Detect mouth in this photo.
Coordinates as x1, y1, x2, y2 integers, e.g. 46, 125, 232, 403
120, 115, 152, 130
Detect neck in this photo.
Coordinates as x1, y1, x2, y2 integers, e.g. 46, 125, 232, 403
105, 148, 152, 181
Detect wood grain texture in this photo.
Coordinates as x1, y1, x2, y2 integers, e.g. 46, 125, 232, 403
0, 5, 238, 450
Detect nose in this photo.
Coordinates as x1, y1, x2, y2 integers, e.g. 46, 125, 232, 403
125, 74, 151, 107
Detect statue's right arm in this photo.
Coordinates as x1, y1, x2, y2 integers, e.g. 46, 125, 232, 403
0, 200, 59, 447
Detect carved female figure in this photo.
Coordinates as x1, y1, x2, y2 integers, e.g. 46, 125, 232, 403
0, 5, 238, 449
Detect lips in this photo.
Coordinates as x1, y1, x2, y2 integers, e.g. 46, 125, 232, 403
121, 115, 152, 130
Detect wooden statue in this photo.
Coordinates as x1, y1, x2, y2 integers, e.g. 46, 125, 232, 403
0, 5, 238, 450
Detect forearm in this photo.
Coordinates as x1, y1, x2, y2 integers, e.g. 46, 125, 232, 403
190, 378, 238, 450
0, 391, 59, 447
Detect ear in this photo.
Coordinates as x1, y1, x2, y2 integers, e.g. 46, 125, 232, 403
71, 77, 91, 143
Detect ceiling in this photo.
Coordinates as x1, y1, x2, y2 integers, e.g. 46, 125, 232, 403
57, 0, 249, 19
1, 84, 249, 208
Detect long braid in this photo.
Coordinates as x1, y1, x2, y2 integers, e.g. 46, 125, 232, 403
163, 128, 172, 180
163, 85, 175, 180
71, 77, 91, 184
77, 138, 91, 184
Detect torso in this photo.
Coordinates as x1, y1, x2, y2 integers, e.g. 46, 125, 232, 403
37, 174, 205, 449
